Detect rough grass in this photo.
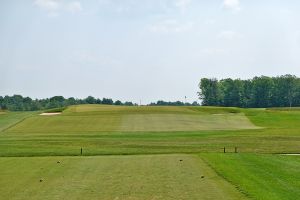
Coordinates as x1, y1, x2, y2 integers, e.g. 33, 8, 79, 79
201, 153, 300, 200
0, 154, 246, 200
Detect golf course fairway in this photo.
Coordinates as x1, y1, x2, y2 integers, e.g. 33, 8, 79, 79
0, 105, 300, 199
0, 155, 246, 200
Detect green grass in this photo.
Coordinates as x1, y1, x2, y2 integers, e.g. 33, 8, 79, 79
0, 154, 246, 200
5, 113, 257, 133
0, 111, 36, 132
0, 105, 300, 156
44, 107, 66, 113
6, 105, 258, 134
201, 153, 300, 200
1, 105, 300, 199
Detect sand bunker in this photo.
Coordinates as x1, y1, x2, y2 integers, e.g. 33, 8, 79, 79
40, 112, 61, 116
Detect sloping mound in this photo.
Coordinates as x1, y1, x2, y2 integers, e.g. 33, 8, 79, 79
6, 105, 259, 134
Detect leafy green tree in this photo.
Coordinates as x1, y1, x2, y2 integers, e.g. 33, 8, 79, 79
219, 79, 243, 107
198, 78, 221, 106
240, 80, 253, 107
67, 97, 76, 105
281, 75, 298, 108
124, 101, 134, 106
95, 98, 102, 104
102, 98, 113, 105
49, 96, 66, 108
198, 75, 300, 108
251, 76, 274, 108
114, 100, 123, 105
0, 96, 3, 109
85, 96, 96, 104
192, 101, 199, 106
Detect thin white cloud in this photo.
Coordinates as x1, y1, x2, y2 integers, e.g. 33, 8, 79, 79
148, 19, 194, 34
67, 1, 82, 13
217, 30, 243, 40
223, 0, 241, 11
34, 0, 60, 11
34, 0, 82, 16
95, 0, 135, 14
175, 0, 191, 13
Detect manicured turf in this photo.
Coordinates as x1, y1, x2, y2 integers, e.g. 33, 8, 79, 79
0, 105, 300, 156
0, 154, 246, 200
0, 111, 36, 132
1, 105, 300, 199
6, 105, 258, 133
201, 153, 300, 200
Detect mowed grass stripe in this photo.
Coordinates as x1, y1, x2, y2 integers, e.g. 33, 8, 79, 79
0, 111, 36, 132
121, 113, 258, 131
0, 154, 247, 200
5, 105, 258, 134
64, 104, 199, 114
201, 153, 300, 200
6, 115, 122, 133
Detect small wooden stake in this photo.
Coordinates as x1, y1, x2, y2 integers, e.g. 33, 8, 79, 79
80, 148, 83, 156
223, 147, 226, 153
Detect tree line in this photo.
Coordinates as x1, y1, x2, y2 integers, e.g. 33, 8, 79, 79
198, 74, 300, 108
0, 95, 200, 111
0, 95, 136, 111
149, 100, 199, 106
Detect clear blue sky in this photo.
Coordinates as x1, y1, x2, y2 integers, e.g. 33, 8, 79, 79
1, 0, 300, 104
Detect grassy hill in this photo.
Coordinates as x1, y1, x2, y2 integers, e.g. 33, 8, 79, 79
0, 105, 300, 199
6, 105, 258, 134
0, 105, 299, 156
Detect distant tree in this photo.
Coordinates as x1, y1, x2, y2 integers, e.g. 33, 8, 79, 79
67, 97, 76, 105
114, 100, 123, 105
23, 97, 33, 111
124, 101, 134, 106
219, 78, 243, 107
240, 79, 253, 108
198, 75, 300, 108
198, 78, 221, 106
0, 96, 3, 109
281, 75, 299, 107
95, 98, 102, 104
149, 100, 188, 106
252, 76, 274, 108
192, 101, 199, 106
0, 95, 136, 111
175, 101, 185, 106
102, 98, 113, 105
85, 96, 96, 104
49, 96, 65, 108
50, 96, 65, 102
